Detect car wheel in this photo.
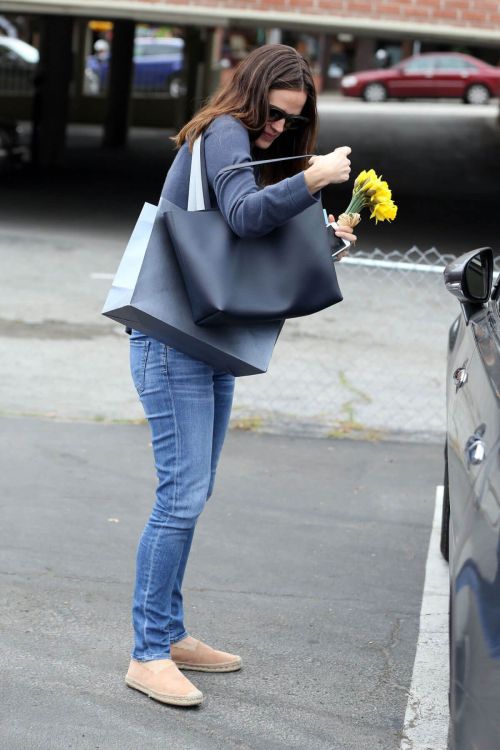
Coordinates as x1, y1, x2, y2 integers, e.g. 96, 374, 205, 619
464, 83, 490, 105
167, 75, 186, 98
362, 83, 387, 103
440, 448, 450, 562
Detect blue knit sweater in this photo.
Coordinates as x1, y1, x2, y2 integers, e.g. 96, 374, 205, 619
161, 115, 319, 238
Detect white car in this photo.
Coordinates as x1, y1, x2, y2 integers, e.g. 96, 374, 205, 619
0, 36, 39, 92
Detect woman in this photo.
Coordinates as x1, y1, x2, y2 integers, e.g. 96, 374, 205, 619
126, 43, 356, 707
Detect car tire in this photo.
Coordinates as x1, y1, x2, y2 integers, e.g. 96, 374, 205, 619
362, 83, 387, 103
464, 83, 490, 105
167, 74, 186, 98
440, 449, 450, 562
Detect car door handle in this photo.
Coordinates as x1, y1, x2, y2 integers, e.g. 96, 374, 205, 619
453, 366, 468, 390
465, 436, 486, 466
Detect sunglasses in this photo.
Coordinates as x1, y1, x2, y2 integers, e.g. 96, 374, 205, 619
267, 106, 309, 131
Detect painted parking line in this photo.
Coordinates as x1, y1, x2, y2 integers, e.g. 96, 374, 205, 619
342, 257, 445, 274
400, 486, 450, 750
343, 257, 500, 280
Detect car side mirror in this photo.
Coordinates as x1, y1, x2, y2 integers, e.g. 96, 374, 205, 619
444, 247, 493, 304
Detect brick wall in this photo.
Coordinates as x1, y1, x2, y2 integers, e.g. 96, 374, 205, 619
136, 0, 498, 31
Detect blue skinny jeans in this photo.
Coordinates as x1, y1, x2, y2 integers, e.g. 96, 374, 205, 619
129, 332, 235, 661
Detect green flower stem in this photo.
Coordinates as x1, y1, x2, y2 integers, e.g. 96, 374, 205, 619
344, 193, 369, 215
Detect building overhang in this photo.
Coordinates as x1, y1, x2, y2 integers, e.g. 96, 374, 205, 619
3, 0, 500, 47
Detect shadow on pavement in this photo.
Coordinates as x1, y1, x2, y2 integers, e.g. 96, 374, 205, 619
1, 417, 441, 750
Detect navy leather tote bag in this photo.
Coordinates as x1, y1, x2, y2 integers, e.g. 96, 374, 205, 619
163, 135, 343, 326
102, 202, 283, 377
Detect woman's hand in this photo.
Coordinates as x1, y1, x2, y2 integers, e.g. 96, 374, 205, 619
328, 213, 356, 261
304, 147, 352, 194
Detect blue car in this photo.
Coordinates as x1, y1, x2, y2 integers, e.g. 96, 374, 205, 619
86, 37, 185, 97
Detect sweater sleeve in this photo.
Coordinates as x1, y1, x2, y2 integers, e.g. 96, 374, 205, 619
204, 115, 319, 239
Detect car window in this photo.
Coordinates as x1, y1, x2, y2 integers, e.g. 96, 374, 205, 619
434, 56, 480, 71
135, 43, 183, 57
401, 57, 435, 73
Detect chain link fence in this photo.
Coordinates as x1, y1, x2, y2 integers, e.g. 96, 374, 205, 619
232, 247, 499, 441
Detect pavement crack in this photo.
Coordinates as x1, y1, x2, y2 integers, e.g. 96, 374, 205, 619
367, 616, 407, 696
0, 569, 123, 585
0, 318, 117, 340
186, 585, 355, 602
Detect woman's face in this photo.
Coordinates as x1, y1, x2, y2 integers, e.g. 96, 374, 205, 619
254, 88, 308, 150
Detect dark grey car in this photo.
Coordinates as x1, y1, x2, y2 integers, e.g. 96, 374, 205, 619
442, 247, 500, 749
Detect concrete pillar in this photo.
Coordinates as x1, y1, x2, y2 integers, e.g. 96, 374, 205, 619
102, 19, 135, 148
32, 15, 73, 168
72, 18, 88, 118
201, 28, 218, 100
316, 32, 329, 93
206, 26, 225, 94
266, 29, 282, 44
354, 37, 376, 71
183, 27, 206, 123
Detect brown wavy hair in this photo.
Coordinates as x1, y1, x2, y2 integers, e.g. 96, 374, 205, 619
172, 44, 317, 186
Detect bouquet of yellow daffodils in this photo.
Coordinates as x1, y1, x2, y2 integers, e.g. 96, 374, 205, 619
338, 169, 398, 229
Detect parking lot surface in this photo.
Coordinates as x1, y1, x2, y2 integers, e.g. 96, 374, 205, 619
1, 418, 441, 750
0, 99, 471, 748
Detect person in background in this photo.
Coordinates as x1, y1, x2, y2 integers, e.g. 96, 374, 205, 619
93, 38, 109, 61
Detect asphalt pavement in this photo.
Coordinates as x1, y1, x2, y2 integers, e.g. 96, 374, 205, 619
0, 417, 441, 750
0, 99, 465, 748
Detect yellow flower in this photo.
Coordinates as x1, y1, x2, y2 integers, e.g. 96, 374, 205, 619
370, 183, 392, 204
354, 169, 368, 187
370, 200, 398, 223
354, 169, 378, 192
344, 168, 397, 225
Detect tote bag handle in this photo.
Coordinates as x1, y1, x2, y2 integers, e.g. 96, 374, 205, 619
187, 134, 315, 212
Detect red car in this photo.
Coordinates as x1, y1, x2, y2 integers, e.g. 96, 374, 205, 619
341, 52, 500, 104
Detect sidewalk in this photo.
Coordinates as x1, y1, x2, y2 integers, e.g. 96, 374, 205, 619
1, 417, 440, 750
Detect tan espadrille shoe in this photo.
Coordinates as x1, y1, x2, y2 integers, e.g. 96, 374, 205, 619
170, 636, 242, 673
125, 658, 203, 706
